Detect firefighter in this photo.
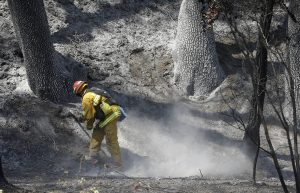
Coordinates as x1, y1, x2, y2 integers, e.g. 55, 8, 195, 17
73, 81, 125, 169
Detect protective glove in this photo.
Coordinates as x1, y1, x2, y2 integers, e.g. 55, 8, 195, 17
86, 125, 93, 130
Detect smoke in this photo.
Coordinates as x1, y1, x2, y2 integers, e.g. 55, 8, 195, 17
118, 102, 252, 177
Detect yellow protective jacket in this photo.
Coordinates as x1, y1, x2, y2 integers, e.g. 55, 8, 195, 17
82, 91, 121, 130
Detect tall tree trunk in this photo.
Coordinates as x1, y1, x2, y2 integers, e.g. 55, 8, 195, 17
289, 0, 300, 120
173, 0, 224, 97
7, 0, 85, 103
243, 0, 274, 174
288, 0, 300, 190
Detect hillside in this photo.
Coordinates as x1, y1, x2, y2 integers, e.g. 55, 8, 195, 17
0, 0, 295, 192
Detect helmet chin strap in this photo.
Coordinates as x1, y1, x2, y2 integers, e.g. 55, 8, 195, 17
81, 88, 88, 97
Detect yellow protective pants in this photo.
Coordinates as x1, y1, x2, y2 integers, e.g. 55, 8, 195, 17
89, 119, 122, 167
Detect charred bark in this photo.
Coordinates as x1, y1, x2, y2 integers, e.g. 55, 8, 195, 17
173, 0, 224, 97
260, 113, 289, 192
243, 0, 274, 180
287, 1, 300, 187
243, 0, 274, 148
289, 0, 300, 112
7, 0, 86, 103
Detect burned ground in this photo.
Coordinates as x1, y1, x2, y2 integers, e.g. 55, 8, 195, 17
0, 0, 295, 192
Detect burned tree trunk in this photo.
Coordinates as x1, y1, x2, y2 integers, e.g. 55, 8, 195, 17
173, 0, 224, 97
243, 0, 274, 179
288, 0, 300, 118
244, 0, 274, 148
7, 0, 85, 103
288, 0, 300, 190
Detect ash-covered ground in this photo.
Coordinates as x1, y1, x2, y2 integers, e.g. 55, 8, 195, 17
0, 0, 295, 192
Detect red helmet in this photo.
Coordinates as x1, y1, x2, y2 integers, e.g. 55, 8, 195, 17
73, 81, 88, 96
